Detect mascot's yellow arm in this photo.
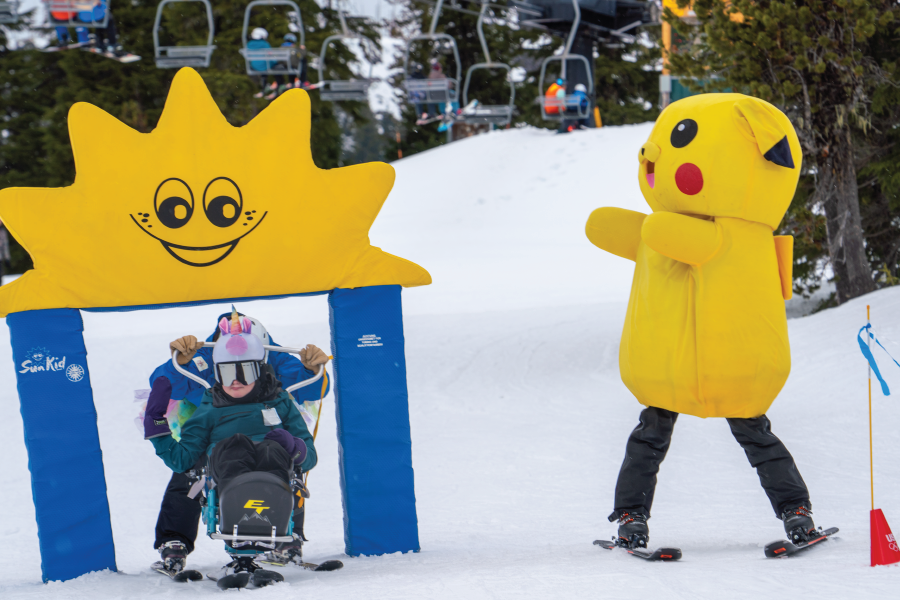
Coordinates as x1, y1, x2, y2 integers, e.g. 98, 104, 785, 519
585, 207, 646, 262
641, 212, 722, 266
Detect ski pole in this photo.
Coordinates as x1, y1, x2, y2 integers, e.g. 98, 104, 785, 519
868, 305, 874, 512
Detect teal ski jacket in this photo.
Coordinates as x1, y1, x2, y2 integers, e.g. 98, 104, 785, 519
150, 372, 317, 474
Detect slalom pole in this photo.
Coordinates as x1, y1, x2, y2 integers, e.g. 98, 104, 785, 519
868, 305, 874, 511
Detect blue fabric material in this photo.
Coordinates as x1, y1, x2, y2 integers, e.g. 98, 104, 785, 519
148, 315, 329, 407
857, 324, 900, 396
329, 286, 420, 556
570, 90, 589, 110
7, 309, 116, 582
247, 39, 273, 72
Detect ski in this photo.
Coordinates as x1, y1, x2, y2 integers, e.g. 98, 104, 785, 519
258, 557, 344, 571
150, 561, 203, 582
41, 41, 93, 53
764, 527, 839, 558
80, 47, 141, 63
593, 539, 682, 561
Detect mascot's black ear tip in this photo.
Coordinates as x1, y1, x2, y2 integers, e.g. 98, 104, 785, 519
763, 136, 795, 169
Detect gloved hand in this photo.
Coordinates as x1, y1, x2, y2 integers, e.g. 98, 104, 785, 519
144, 376, 172, 440
170, 335, 203, 365
299, 344, 328, 373
264, 428, 308, 464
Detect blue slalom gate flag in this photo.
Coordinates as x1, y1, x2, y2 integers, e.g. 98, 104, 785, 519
858, 323, 900, 396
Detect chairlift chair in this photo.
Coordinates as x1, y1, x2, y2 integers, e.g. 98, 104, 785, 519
153, 0, 216, 68
0, 0, 18, 24
317, 3, 377, 102
460, 3, 515, 126
402, 0, 461, 107
44, 0, 110, 29
537, 0, 594, 121
239, 0, 305, 77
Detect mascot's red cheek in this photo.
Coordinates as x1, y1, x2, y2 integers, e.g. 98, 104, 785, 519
675, 163, 704, 195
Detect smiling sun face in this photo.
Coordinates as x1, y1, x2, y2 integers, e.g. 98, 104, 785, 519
0, 68, 431, 317
132, 176, 267, 267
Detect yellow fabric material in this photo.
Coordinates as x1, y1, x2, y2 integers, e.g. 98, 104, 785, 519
641, 212, 721, 266
638, 93, 800, 231
774, 235, 794, 300
585, 208, 645, 262
586, 93, 801, 419
0, 68, 431, 317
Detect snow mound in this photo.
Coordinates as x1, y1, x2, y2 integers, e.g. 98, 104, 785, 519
1, 125, 898, 598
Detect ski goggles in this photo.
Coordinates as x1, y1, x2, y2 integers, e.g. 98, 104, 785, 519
216, 360, 261, 387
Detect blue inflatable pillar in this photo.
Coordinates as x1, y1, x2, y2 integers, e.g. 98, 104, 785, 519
328, 285, 420, 555
7, 309, 116, 582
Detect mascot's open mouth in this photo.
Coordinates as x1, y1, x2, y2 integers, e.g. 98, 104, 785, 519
130, 212, 268, 267
646, 161, 656, 189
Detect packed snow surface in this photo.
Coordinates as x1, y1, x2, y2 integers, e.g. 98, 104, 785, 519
2, 125, 899, 598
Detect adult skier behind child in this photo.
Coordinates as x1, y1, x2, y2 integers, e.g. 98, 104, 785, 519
585, 94, 823, 553
147, 308, 329, 575
145, 312, 318, 579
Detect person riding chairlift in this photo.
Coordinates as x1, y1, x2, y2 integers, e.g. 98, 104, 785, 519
563, 83, 590, 132
52, 1, 122, 56
544, 77, 566, 115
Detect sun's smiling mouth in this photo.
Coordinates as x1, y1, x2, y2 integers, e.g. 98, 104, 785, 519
130, 212, 268, 267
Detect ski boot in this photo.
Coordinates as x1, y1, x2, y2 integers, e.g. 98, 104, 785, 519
154, 540, 188, 575
215, 555, 283, 590
781, 503, 816, 543
264, 533, 304, 566
610, 510, 649, 549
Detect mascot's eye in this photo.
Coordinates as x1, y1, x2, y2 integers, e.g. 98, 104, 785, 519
203, 177, 243, 228
154, 178, 194, 229
671, 119, 698, 148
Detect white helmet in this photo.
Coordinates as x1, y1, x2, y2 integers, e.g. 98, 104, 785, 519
251, 27, 268, 40
574, 83, 587, 93
244, 315, 270, 361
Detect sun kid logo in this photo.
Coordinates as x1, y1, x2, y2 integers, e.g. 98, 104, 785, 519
19, 347, 83, 382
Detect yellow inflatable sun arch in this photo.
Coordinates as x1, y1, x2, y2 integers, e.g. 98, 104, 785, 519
0, 68, 429, 582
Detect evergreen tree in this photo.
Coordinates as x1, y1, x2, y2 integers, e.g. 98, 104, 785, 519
385, 0, 554, 160
1, 0, 379, 274
385, 0, 661, 160
592, 26, 662, 126
665, 0, 898, 304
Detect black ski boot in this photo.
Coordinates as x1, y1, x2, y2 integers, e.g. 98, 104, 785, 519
610, 510, 649, 549
781, 503, 816, 543
264, 534, 304, 566
156, 540, 188, 574
215, 556, 284, 589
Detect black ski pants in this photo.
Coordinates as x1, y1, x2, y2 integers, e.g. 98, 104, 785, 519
154, 434, 304, 552
612, 406, 810, 520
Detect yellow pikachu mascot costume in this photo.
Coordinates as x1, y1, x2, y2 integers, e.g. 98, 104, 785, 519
586, 94, 818, 550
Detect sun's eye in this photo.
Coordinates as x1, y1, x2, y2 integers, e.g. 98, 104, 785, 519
671, 119, 698, 148
203, 177, 243, 228
154, 178, 194, 229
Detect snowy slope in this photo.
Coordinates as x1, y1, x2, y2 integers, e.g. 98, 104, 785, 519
2, 125, 900, 599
